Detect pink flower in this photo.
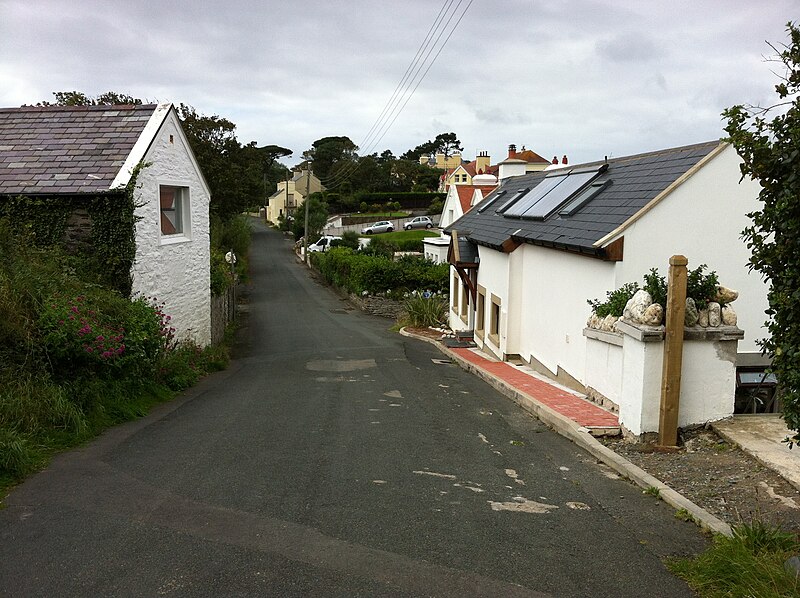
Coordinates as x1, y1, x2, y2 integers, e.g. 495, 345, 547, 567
85, 346, 94, 353
96, 335, 105, 342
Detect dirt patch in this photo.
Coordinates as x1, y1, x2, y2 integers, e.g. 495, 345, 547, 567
603, 429, 800, 533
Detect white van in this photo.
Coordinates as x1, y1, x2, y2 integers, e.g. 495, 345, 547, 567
308, 235, 342, 253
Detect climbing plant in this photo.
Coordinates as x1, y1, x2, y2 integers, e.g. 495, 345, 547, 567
0, 161, 146, 297
723, 22, 800, 445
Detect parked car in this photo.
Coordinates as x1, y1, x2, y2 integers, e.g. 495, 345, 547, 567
404, 216, 434, 230
307, 235, 342, 252
361, 221, 394, 234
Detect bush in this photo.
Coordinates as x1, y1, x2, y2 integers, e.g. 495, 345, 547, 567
402, 293, 448, 327
427, 199, 444, 215
588, 282, 640, 317
589, 265, 721, 317
312, 248, 448, 295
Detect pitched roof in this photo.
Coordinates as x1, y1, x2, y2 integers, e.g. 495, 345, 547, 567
0, 104, 159, 195
463, 161, 500, 177
516, 148, 549, 164
455, 184, 498, 213
446, 141, 724, 256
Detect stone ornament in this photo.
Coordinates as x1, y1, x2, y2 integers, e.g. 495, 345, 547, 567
685, 297, 699, 326
698, 309, 709, 327
708, 302, 722, 327
623, 290, 653, 324
642, 303, 663, 326
715, 286, 739, 304
722, 304, 738, 326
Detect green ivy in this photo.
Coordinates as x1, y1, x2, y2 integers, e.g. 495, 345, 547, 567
0, 162, 145, 297
723, 22, 800, 445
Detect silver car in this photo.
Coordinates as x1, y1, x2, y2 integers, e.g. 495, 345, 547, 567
404, 216, 433, 230
361, 221, 394, 234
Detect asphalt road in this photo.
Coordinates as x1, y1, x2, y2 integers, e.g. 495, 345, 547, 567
0, 220, 708, 597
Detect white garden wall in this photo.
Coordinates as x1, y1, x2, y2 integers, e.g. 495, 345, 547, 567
586, 322, 742, 437
131, 109, 211, 346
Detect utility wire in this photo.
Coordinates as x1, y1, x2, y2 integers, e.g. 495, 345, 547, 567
318, 0, 471, 190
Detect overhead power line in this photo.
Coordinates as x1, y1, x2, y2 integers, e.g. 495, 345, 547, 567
318, 0, 473, 191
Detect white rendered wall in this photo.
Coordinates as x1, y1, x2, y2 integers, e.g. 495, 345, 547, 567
440, 186, 463, 229
608, 331, 738, 436
470, 248, 510, 358
517, 244, 615, 379
584, 334, 623, 404
131, 111, 211, 346
611, 145, 767, 358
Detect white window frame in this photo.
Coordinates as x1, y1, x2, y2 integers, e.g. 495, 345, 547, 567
159, 183, 191, 244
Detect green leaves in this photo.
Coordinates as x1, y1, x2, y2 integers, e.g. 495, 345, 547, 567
724, 22, 800, 445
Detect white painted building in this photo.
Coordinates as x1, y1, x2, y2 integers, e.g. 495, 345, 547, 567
0, 103, 212, 346
446, 141, 768, 430
121, 104, 212, 346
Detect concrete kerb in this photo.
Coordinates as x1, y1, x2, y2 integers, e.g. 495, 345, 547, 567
400, 327, 733, 537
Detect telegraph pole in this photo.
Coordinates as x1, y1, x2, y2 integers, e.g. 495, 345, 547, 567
303, 167, 311, 265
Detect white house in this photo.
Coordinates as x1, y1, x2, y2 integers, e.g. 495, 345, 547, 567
0, 103, 212, 346
445, 141, 768, 402
423, 176, 497, 264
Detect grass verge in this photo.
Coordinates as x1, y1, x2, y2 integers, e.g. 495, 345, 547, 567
667, 521, 800, 597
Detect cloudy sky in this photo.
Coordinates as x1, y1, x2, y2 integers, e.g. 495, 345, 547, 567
1, 1, 795, 166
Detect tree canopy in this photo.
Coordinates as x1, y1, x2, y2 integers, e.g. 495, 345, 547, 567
723, 22, 800, 444
401, 132, 463, 161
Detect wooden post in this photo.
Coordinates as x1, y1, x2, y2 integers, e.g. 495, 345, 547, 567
659, 255, 688, 447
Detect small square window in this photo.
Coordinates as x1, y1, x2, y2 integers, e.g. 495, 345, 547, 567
160, 186, 188, 236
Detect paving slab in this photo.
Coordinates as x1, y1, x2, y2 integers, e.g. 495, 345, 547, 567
713, 414, 800, 491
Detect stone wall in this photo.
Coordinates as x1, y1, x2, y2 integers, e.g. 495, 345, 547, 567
211, 285, 235, 345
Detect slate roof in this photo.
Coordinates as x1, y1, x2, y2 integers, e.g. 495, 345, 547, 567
455, 184, 498, 213
0, 104, 157, 195
446, 140, 723, 256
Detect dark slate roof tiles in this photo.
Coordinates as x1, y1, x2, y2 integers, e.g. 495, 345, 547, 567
447, 141, 722, 255
0, 104, 157, 195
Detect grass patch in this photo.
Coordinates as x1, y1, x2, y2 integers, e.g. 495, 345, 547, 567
667, 521, 800, 597
644, 486, 661, 498
362, 230, 438, 243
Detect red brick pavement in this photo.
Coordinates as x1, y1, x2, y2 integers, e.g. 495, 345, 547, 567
452, 347, 619, 429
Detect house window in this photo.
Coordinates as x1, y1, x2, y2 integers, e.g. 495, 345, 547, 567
476, 286, 486, 338
489, 294, 501, 346
160, 185, 188, 236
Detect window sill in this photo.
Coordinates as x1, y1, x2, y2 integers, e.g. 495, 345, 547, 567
160, 234, 191, 246
487, 333, 499, 347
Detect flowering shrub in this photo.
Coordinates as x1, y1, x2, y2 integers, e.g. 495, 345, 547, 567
39, 292, 165, 379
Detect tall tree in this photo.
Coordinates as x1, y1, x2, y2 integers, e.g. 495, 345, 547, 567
723, 22, 800, 444
302, 136, 358, 182
401, 132, 463, 161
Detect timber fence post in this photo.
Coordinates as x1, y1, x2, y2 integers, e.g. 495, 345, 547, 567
659, 255, 688, 447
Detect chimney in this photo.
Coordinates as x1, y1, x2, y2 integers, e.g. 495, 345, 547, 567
552, 156, 559, 164
508, 144, 517, 159
562, 155, 568, 165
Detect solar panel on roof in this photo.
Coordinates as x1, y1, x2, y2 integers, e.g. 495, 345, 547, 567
503, 164, 608, 220
495, 188, 530, 214
520, 170, 598, 220
503, 175, 567, 218
477, 190, 506, 213
559, 180, 610, 216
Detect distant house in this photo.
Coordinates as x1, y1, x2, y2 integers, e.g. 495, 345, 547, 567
444, 151, 499, 188
422, 174, 498, 264
266, 169, 324, 224
0, 103, 212, 346
497, 144, 556, 180
445, 141, 768, 393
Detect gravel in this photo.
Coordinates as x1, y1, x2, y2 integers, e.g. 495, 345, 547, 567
603, 429, 800, 533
